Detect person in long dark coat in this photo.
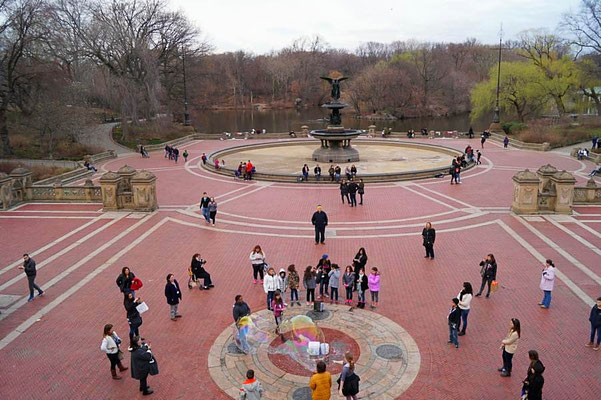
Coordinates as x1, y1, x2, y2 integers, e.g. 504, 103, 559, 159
123, 291, 143, 341
164, 274, 182, 321
340, 180, 350, 204
521, 350, 544, 400
352, 248, 368, 278
130, 336, 156, 396
422, 222, 436, 259
311, 205, 328, 245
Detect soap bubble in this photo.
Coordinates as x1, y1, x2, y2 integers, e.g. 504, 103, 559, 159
232, 314, 271, 354
268, 315, 329, 371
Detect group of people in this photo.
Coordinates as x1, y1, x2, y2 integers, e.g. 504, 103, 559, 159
339, 179, 365, 207
199, 192, 218, 226
235, 160, 255, 180
163, 145, 188, 163
327, 164, 358, 182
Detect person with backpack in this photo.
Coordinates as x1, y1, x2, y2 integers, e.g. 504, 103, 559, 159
239, 369, 264, 400
336, 352, 360, 399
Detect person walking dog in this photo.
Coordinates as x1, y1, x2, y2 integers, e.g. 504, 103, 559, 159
539, 259, 556, 309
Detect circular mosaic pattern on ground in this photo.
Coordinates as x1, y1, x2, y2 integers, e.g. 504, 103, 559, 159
209, 304, 421, 399
267, 327, 361, 376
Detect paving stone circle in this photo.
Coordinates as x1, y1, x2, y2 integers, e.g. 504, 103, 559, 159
305, 309, 331, 320
376, 344, 404, 360
209, 304, 421, 399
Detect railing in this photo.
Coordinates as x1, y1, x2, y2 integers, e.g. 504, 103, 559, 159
573, 181, 601, 204
488, 132, 551, 151
31, 185, 102, 202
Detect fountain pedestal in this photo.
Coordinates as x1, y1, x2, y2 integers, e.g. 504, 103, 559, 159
312, 125, 360, 163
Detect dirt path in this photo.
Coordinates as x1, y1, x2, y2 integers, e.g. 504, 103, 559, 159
78, 123, 132, 155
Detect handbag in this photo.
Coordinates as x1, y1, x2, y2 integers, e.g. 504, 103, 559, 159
491, 280, 498, 293
117, 350, 124, 360
263, 262, 269, 273
480, 263, 487, 277
130, 277, 143, 291
188, 277, 197, 288
148, 355, 159, 376
136, 301, 149, 314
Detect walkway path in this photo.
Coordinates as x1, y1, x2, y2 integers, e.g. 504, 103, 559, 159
78, 122, 132, 155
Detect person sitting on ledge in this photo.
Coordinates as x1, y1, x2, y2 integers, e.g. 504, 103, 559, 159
589, 166, 601, 177
83, 161, 97, 172
289, 131, 296, 137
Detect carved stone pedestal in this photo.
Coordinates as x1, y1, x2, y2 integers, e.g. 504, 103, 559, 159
511, 169, 540, 214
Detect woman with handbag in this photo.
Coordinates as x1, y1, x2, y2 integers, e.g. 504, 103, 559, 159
116, 267, 136, 295
521, 350, 544, 400
123, 291, 143, 343
250, 245, 266, 284
336, 352, 360, 400
476, 254, 497, 298
100, 324, 128, 380
130, 336, 157, 396
499, 318, 521, 377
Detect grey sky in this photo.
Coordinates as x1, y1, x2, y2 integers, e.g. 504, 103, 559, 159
170, 0, 581, 53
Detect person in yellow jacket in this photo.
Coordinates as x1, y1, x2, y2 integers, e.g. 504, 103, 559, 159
309, 360, 331, 400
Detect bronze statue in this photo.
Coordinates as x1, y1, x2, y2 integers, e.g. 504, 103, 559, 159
320, 76, 348, 102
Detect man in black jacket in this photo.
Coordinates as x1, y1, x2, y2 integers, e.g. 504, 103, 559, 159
422, 222, 436, 259
347, 180, 358, 207
448, 298, 461, 348
311, 205, 328, 245
233, 295, 251, 353
18, 254, 43, 302
200, 192, 211, 223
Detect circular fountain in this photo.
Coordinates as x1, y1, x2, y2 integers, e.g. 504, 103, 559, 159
311, 76, 362, 163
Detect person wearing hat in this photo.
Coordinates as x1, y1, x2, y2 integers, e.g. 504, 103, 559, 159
311, 205, 328, 245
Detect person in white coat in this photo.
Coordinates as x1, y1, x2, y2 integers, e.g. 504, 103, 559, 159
263, 267, 277, 311
539, 259, 556, 309
457, 282, 473, 336
100, 323, 128, 379
250, 245, 266, 284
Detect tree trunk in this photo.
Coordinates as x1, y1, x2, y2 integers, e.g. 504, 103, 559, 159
0, 107, 12, 156
553, 95, 566, 117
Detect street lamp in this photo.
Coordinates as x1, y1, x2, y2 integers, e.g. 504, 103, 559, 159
182, 46, 191, 127
490, 26, 503, 132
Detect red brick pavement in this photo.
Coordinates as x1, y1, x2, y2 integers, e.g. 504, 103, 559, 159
1, 138, 600, 400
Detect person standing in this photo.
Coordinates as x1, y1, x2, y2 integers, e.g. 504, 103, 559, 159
183, 149, 189, 162
347, 180, 358, 207
19, 254, 44, 302
352, 248, 367, 278
100, 323, 128, 379
311, 205, 328, 245
328, 264, 341, 304
130, 336, 157, 396
123, 291, 143, 342
448, 298, 461, 349
476, 150, 482, 165
587, 296, 601, 350
481, 133, 486, 148
503, 136, 509, 149
317, 255, 332, 298
521, 350, 545, 400
249, 245, 266, 284
340, 180, 349, 204
593, 135, 598, 150
201, 152, 207, 164
356, 268, 368, 309
286, 264, 301, 307
271, 291, 286, 334
457, 282, 473, 336
208, 197, 218, 226
116, 267, 136, 295
246, 160, 254, 180
233, 295, 251, 354
314, 164, 321, 181
450, 159, 459, 185
239, 369, 264, 400
468, 126, 474, 138
303, 266, 317, 306
337, 352, 360, 400
476, 254, 497, 298
368, 267, 380, 309
309, 361, 332, 400
164, 274, 182, 321
334, 165, 341, 182
357, 179, 365, 205
263, 267, 277, 311
422, 222, 436, 260
173, 147, 179, 163
499, 318, 521, 377
539, 259, 556, 309
342, 266, 355, 305
200, 192, 211, 223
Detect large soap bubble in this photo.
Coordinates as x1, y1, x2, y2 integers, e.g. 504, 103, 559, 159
233, 314, 271, 354
268, 315, 330, 371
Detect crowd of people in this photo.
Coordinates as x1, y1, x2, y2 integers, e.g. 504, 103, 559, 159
163, 145, 188, 163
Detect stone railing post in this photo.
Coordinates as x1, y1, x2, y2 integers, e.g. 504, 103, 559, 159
0, 173, 12, 210
550, 171, 576, 214
536, 164, 558, 193
9, 167, 33, 201
584, 178, 598, 202
84, 179, 95, 202
511, 169, 541, 214
53, 181, 63, 201
301, 125, 309, 136
131, 170, 158, 212
368, 125, 376, 137
99, 172, 121, 211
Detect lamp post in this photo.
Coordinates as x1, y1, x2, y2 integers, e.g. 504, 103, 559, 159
490, 26, 503, 132
182, 46, 191, 127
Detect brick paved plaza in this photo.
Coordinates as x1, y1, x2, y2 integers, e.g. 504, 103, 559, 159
1, 137, 600, 399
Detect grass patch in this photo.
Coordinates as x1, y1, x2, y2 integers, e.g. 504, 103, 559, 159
0, 162, 74, 182
505, 118, 601, 148
112, 120, 195, 149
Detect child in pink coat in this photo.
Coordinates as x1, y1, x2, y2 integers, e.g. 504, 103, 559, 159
368, 267, 381, 310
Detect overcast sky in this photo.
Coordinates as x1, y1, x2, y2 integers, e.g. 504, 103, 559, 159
170, 0, 582, 54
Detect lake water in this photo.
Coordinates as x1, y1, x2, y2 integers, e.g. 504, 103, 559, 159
191, 108, 491, 134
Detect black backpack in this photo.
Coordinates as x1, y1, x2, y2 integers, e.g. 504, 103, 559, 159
338, 372, 360, 396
